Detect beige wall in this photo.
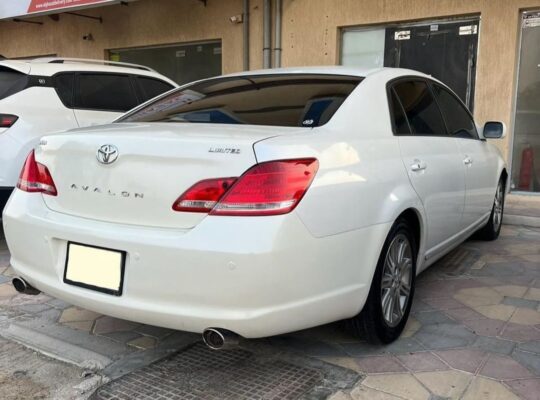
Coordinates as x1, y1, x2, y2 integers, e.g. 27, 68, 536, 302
1, 0, 540, 162
0, 0, 253, 73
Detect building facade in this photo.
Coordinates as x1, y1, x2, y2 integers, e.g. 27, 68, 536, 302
1, 0, 540, 195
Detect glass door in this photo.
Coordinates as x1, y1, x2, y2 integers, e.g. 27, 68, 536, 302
511, 11, 540, 193
341, 18, 479, 110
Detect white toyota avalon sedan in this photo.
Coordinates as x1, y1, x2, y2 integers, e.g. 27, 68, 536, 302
2, 67, 507, 348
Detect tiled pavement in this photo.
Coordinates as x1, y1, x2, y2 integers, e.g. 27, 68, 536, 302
0, 225, 539, 399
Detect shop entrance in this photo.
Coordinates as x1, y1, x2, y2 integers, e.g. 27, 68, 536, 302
341, 18, 479, 109
511, 11, 540, 193
109, 41, 222, 86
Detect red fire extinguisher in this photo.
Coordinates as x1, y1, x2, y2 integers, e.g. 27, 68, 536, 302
518, 144, 534, 191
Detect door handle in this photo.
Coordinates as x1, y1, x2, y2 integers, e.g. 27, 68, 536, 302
410, 160, 427, 172
463, 156, 473, 166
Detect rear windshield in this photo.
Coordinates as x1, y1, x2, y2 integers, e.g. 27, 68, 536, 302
0, 67, 29, 100
119, 74, 363, 127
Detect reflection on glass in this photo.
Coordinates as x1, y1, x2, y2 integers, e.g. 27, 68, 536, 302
511, 12, 540, 193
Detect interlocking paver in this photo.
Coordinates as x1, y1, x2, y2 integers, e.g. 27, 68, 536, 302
354, 355, 406, 374
500, 322, 540, 342
462, 318, 505, 337
127, 336, 157, 350
434, 348, 487, 373
479, 354, 534, 380
471, 336, 516, 355
503, 296, 539, 310
512, 349, 540, 375
396, 352, 448, 372
414, 370, 471, 400
362, 373, 430, 400
462, 376, 520, 400
509, 308, 540, 325
92, 316, 141, 335
505, 378, 540, 400
350, 385, 402, 399
415, 323, 476, 350
473, 304, 516, 321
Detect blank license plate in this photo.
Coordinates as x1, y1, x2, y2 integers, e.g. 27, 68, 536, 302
64, 242, 126, 296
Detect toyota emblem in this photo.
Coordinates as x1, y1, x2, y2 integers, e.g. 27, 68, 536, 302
96, 144, 119, 165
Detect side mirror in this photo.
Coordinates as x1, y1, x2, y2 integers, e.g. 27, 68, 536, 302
482, 121, 506, 139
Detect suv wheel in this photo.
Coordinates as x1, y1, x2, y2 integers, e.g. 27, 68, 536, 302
345, 218, 417, 344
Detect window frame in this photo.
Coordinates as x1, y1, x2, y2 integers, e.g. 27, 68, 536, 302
430, 81, 480, 141
386, 76, 450, 138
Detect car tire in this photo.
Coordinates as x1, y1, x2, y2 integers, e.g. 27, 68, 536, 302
345, 217, 417, 344
476, 177, 505, 241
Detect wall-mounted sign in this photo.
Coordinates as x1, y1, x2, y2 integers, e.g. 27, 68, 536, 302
0, 0, 135, 20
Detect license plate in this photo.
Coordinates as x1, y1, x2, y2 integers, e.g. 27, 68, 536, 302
64, 242, 126, 296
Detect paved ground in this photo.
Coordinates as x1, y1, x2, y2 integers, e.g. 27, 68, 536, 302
0, 224, 539, 399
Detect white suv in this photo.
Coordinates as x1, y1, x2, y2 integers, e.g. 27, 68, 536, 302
0, 58, 177, 208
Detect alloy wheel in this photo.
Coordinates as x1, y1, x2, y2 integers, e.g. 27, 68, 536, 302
380, 234, 413, 327
493, 182, 504, 231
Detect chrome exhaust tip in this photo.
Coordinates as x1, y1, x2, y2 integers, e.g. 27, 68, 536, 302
202, 328, 241, 350
12, 277, 40, 296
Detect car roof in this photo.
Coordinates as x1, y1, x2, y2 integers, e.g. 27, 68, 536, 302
0, 58, 177, 83
220, 66, 432, 80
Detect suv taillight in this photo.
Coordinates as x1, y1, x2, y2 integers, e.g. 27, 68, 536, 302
173, 158, 319, 216
17, 150, 57, 196
0, 114, 18, 128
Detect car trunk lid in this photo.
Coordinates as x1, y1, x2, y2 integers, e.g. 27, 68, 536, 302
38, 123, 298, 229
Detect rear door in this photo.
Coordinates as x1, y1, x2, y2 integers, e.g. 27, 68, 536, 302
391, 79, 466, 251
432, 83, 496, 227
73, 73, 138, 127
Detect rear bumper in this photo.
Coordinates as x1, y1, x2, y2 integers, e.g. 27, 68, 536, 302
2, 190, 389, 338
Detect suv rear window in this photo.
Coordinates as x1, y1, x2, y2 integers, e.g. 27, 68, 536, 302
76, 73, 138, 112
136, 77, 174, 103
0, 67, 29, 100
120, 74, 363, 127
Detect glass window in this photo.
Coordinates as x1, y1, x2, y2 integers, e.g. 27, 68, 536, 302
137, 77, 174, 103
511, 11, 540, 192
389, 88, 411, 135
393, 80, 447, 135
110, 41, 222, 85
76, 74, 137, 112
341, 29, 385, 68
120, 74, 363, 128
54, 73, 75, 108
0, 67, 29, 100
433, 84, 478, 139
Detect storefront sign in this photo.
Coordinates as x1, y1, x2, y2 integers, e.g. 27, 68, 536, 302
523, 12, 540, 28
0, 0, 133, 20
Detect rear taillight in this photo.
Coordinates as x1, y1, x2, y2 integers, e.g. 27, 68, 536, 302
172, 178, 237, 213
17, 150, 57, 196
173, 158, 319, 216
0, 114, 18, 128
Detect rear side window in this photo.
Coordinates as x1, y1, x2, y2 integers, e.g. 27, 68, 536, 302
119, 74, 363, 127
0, 67, 29, 100
54, 73, 75, 108
393, 80, 447, 136
433, 84, 478, 139
389, 89, 411, 135
136, 77, 174, 103
76, 74, 137, 112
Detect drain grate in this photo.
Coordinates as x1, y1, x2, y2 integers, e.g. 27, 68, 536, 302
92, 343, 330, 400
